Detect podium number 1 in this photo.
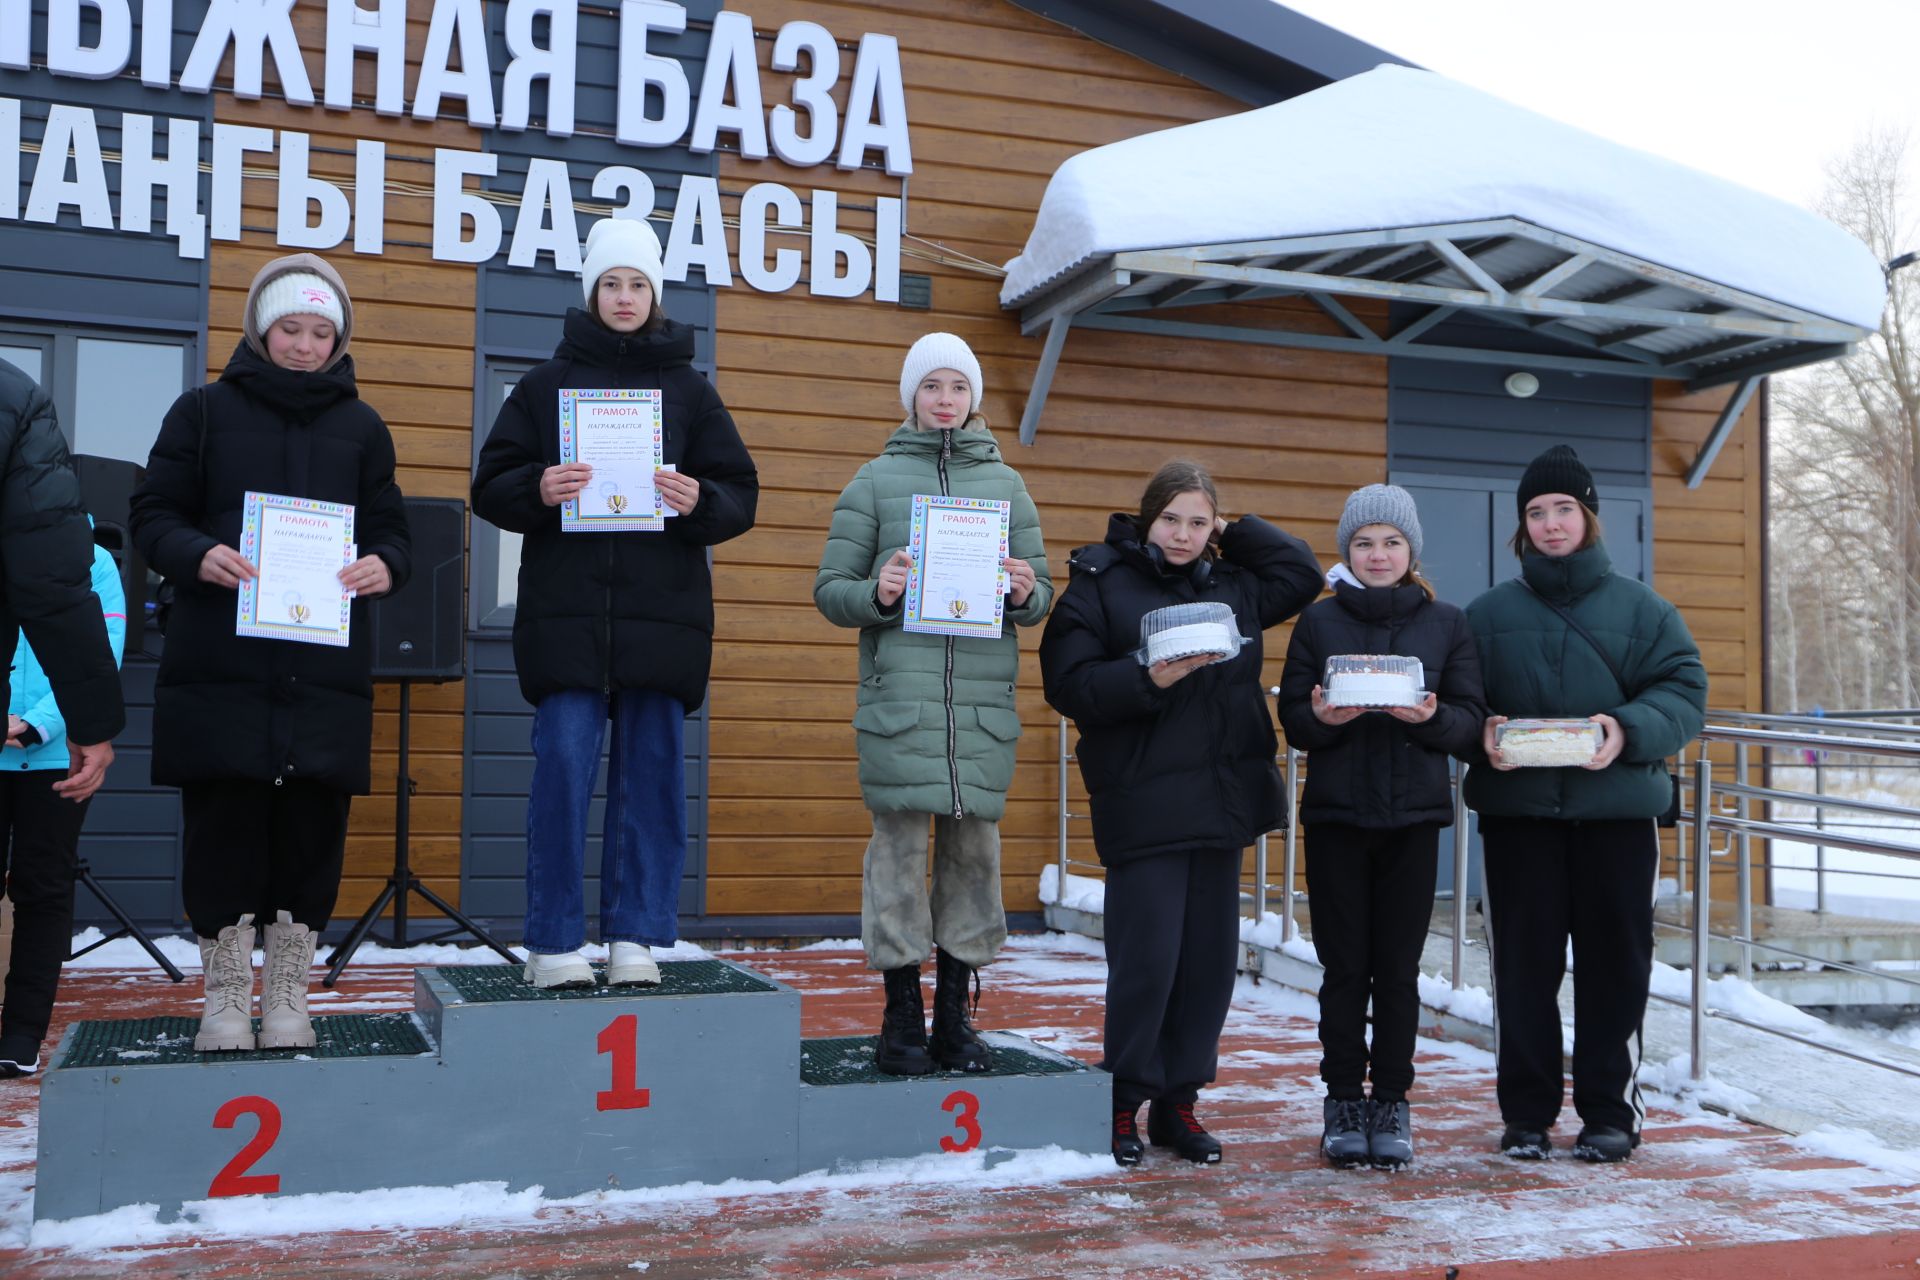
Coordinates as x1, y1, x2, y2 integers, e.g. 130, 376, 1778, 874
209, 1096, 282, 1196
597, 1013, 653, 1112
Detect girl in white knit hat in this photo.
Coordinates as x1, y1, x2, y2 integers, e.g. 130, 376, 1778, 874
814, 332, 1051, 1076
132, 252, 412, 1052
473, 217, 758, 989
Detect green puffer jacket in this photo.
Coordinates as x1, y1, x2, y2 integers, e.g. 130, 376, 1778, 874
814, 417, 1053, 820
1462, 542, 1707, 820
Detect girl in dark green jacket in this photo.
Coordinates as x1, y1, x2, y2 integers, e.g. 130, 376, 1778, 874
1464, 445, 1706, 1166
814, 333, 1052, 1077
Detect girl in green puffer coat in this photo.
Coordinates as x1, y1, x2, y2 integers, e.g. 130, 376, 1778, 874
814, 333, 1052, 1077
1463, 444, 1706, 1167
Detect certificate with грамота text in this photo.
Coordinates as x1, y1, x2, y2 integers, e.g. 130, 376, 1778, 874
235, 490, 355, 647
902, 494, 1011, 640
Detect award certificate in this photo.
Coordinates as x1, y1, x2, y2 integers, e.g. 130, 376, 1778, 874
902, 494, 1011, 639
560, 388, 665, 532
236, 491, 355, 647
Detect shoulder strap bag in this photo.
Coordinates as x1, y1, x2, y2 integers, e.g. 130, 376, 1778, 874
1516, 578, 1681, 826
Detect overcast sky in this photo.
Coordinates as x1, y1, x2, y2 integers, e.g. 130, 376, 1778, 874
1281, 0, 1919, 229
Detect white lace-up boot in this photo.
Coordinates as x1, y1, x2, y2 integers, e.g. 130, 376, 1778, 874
608, 942, 661, 987
195, 914, 257, 1052
524, 949, 595, 989
259, 911, 319, 1049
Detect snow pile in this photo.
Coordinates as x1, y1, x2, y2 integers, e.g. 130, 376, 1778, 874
1416, 971, 1494, 1026
1001, 65, 1885, 330
25, 1148, 1116, 1252
1648, 961, 1831, 1036
1036, 865, 1106, 913
61, 933, 718, 972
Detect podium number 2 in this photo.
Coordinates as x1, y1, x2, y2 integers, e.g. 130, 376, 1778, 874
597, 1014, 652, 1112
209, 1096, 282, 1196
940, 1090, 981, 1153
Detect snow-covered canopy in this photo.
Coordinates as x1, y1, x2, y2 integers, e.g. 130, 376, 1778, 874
1000, 65, 1886, 331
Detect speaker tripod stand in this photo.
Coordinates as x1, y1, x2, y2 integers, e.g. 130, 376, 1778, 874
323, 679, 518, 987
67, 859, 187, 982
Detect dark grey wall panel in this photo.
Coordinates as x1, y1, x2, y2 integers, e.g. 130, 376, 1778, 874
71, 653, 184, 931
1, 0, 211, 335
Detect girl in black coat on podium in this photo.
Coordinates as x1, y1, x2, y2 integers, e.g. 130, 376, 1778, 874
1040, 461, 1322, 1167
133, 252, 411, 1054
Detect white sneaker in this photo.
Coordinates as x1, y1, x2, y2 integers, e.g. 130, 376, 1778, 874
607, 942, 661, 987
524, 949, 595, 989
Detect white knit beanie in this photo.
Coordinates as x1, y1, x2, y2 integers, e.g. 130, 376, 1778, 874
580, 217, 665, 308
899, 332, 984, 416
254, 271, 345, 334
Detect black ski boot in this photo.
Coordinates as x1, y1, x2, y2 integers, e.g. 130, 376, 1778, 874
873, 965, 933, 1076
929, 948, 991, 1073
1148, 1098, 1223, 1164
1112, 1105, 1145, 1167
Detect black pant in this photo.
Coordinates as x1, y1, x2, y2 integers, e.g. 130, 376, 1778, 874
1480, 816, 1659, 1135
180, 779, 351, 938
0, 772, 91, 1046
1102, 847, 1243, 1112
1305, 822, 1438, 1101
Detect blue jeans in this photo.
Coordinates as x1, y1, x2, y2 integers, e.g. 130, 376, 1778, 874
523, 688, 687, 953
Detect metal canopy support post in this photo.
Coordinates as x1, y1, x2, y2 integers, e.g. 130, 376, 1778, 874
1684, 377, 1761, 489
1690, 750, 1714, 1082
1017, 313, 1072, 446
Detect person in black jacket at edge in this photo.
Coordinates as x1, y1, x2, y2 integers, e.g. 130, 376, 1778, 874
472, 217, 757, 992
1040, 461, 1322, 1167
1277, 484, 1486, 1170
0, 356, 126, 1078
132, 253, 411, 1055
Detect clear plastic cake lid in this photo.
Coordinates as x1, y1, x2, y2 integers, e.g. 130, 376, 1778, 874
1323, 655, 1424, 684
1495, 718, 1604, 747
1136, 601, 1247, 666
1495, 718, 1605, 766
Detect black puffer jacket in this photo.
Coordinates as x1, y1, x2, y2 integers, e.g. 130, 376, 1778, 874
471, 311, 758, 710
131, 342, 413, 793
1277, 576, 1487, 828
1040, 514, 1322, 866
0, 358, 124, 746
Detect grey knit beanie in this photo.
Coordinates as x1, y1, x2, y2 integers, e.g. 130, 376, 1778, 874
1337, 484, 1423, 564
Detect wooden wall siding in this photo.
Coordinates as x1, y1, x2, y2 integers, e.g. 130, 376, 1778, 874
203, 13, 479, 918
1652, 380, 1764, 895
706, 0, 1394, 917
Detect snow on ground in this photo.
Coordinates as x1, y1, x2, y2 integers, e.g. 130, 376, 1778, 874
61, 933, 718, 972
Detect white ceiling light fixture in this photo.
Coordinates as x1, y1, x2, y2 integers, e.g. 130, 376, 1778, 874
1504, 371, 1541, 398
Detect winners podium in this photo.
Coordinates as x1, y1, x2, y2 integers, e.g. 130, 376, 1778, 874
33, 958, 1109, 1222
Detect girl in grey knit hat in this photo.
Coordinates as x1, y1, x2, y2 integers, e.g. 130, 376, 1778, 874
1277, 483, 1487, 1170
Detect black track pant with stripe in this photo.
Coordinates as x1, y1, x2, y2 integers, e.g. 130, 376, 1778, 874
1479, 815, 1659, 1136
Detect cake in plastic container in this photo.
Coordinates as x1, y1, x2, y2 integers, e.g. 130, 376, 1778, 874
1323, 655, 1425, 708
1138, 602, 1244, 667
1495, 719, 1604, 767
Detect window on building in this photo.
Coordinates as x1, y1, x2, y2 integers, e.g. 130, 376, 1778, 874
0, 325, 194, 465
471, 362, 536, 627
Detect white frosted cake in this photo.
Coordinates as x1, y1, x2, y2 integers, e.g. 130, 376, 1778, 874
1324, 655, 1424, 708
1496, 719, 1603, 767
1145, 621, 1236, 665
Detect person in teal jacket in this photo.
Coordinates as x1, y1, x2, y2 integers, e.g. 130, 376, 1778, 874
815, 332, 1052, 1077
1, 534, 126, 1077
1462, 445, 1706, 1165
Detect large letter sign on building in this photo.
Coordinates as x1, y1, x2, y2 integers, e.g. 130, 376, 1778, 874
2, 0, 911, 300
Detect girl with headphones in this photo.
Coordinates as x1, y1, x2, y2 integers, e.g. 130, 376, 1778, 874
1040, 461, 1322, 1166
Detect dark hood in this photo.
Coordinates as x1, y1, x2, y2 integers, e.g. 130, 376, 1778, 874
1332, 577, 1429, 623
555, 308, 697, 371
218, 338, 359, 422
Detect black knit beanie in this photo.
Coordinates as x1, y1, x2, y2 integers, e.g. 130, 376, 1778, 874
1516, 444, 1597, 518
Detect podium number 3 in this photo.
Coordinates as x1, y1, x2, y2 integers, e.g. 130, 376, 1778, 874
597, 1014, 652, 1112
940, 1089, 981, 1153
209, 1096, 282, 1196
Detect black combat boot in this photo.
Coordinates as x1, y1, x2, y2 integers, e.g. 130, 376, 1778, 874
1112, 1104, 1145, 1167
929, 948, 991, 1073
1148, 1098, 1224, 1164
873, 965, 933, 1076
